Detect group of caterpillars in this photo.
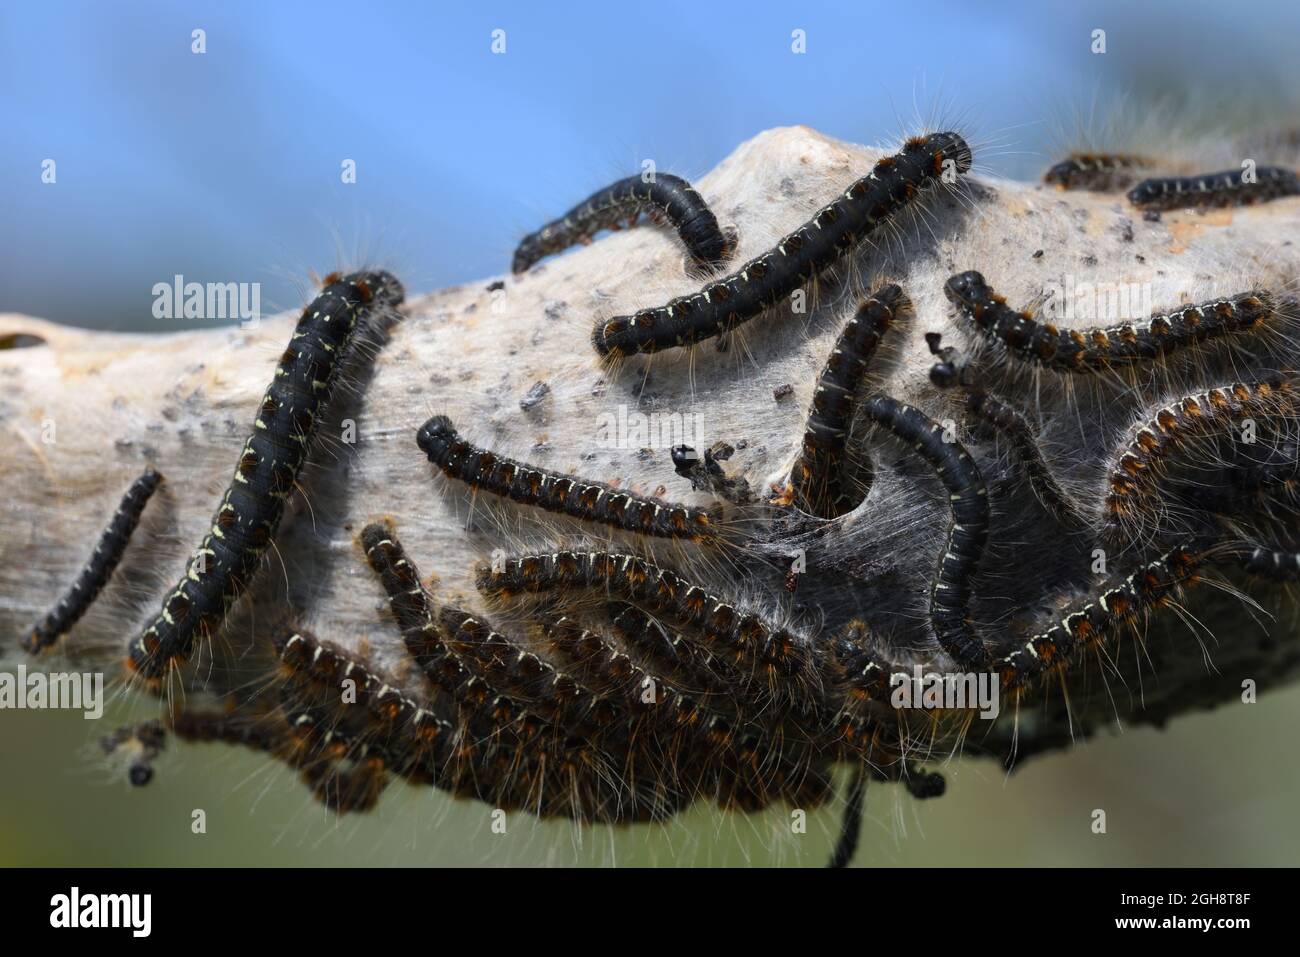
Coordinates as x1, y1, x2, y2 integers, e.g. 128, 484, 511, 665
21, 128, 1300, 867
1044, 151, 1300, 213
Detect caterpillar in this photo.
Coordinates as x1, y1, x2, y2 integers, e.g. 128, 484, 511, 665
199, 682, 396, 815
172, 699, 402, 813
127, 272, 404, 683
475, 550, 830, 718
437, 606, 621, 738
417, 414, 714, 540
537, 614, 641, 697
360, 522, 653, 751
856, 395, 990, 670
1242, 547, 1300, 580
440, 603, 792, 812
538, 608, 832, 816
788, 284, 910, 518
512, 173, 733, 275
592, 132, 972, 358
962, 391, 1087, 529
299, 754, 390, 815
272, 622, 543, 802
436, 609, 563, 709
535, 613, 727, 740
828, 619, 894, 705
994, 541, 1211, 696
274, 625, 574, 804
283, 710, 392, 814
360, 526, 740, 821
168, 708, 287, 756
1127, 166, 1300, 212
1043, 152, 1153, 192
534, 614, 744, 768
24, 467, 162, 654
826, 769, 866, 869
273, 629, 448, 760
1103, 380, 1296, 546
359, 522, 509, 723
608, 602, 737, 700
944, 270, 1281, 373
362, 521, 577, 740
926, 339, 1087, 532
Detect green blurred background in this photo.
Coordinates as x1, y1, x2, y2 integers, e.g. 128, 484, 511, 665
5, 689, 1298, 866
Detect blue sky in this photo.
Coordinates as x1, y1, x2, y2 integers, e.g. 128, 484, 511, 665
4, 0, 1299, 329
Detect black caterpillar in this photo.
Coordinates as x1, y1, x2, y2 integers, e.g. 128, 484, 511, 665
1127, 166, 1300, 211
1043, 152, 1153, 192
592, 132, 972, 358
994, 541, 1209, 695
1103, 379, 1296, 546
360, 523, 833, 822
417, 414, 714, 540
1242, 547, 1300, 580
926, 336, 1086, 530
475, 549, 830, 718
126, 271, 404, 683
788, 284, 910, 518
962, 391, 1086, 529
854, 395, 990, 669
24, 467, 162, 653
512, 173, 732, 274
944, 270, 1280, 372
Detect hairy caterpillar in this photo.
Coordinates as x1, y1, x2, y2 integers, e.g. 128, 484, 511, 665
271, 625, 585, 806
995, 542, 1210, 695
531, 613, 770, 775
359, 522, 504, 722
944, 270, 1281, 373
1242, 546, 1300, 580
538, 614, 641, 697
592, 132, 972, 358
275, 629, 454, 769
1128, 166, 1300, 212
535, 614, 752, 767
127, 271, 404, 683
416, 415, 714, 540
788, 284, 910, 518
18, 111, 1300, 870
274, 628, 449, 762
1103, 380, 1296, 546
360, 523, 680, 774
608, 602, 737, 700
363, 520, 623, 749
476, 550, 829, 718
512, 173, 733, 275
926, 339, 1086, 530
168, 708, 286, 754
359, 526, 807, 821
285, 710, 392, 814
440, 606, 628, 738
828, 619, 894, 704
275, 615, 561, 808
1043, 152, 1153, 192
855, 395, 990, 669
168, 693, 408, 813
171, 703, 396, 813
826, 769, 866, 869
962, 390, 1086, 529
24, 467, 162, 654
